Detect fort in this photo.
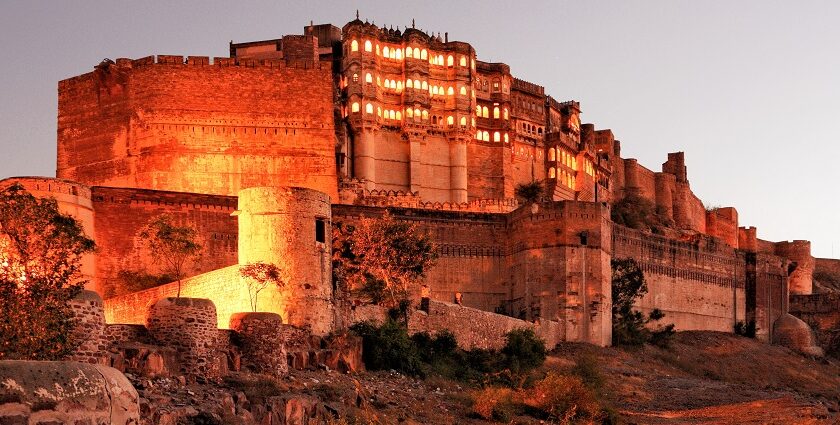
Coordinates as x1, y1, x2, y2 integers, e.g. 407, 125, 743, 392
1, 17, 834, 359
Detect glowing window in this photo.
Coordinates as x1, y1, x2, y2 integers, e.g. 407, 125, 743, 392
494, 131, 500, 142
384, 79, 391, 89
406, 79, 413, 88
460, 56, 466, 66
406, 47, 413, 58
471, 59, 475, 69
504, 133, 509, 143
476, 130, 481, 139
438, 55, 444, 65
365, 73, 372, 83
376, 76, 381, 86
447, 116, 454, 125
460, 87, 466, 95
447, 87, 454, 96
389, 110, 396, 120
414, 108, 421, 118
482, 131, 490, 142
482, 106, 489, 118
352, 73, 358, 83
420, 49, 428, 60
364, 40, 372, 52
471, 118, 475, 126
432, 86, 438, 95
396, 48, 402, 60
421, 81, 428, 90
549, 167, 556, 178
396, 111, 402, 120
422, 110, 428, 120
572, 158, 577, 170
397, 81, 403, 91
376, 44, 380, 55
406, 109, 413, 118
493, 107, 500, 119
549, 148, 556, 161
503, 108, 508, 119
476, 105, 481, 116
351, 40, 359, 52
383, 46, 390, 58
351, 102, 359, 112
413, 47, 420, 58
365, 103, 373, 114
414, 79, 421, 89
377, 107, 382, 117
460, 117, 466, 126
447, 55, 454, 67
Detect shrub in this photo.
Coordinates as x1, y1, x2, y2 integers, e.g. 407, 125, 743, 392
502, 329, 547, 374
526, 373, 602, 424
471, 387, 516, 421
734, 320, 757, 338
350, 320, 423, 376
612, 258, 675, 347
611, 194, 673, 234
515, 181, 544, 203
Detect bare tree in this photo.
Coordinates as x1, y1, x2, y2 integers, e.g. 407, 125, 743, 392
239, 262, 283, 312
139, 215, 202, 298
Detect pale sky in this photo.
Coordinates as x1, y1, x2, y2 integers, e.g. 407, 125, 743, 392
1, 1, 838, 257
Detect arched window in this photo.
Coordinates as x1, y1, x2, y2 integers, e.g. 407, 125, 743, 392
377, 106, 382, 117
549, 167, 556, 179
421, 81, 428, 90
460, 117, 467, 126
432, 86, 438, 95
406, 79, 413, 88
352, 73, 358, 83
351, 102, 360, 112
384, 79, 391, 89
503, 108, 509, 119
406, 108, 413, 118
420, 49, 428, 60
447, 116, 454, 125
460, 86, 467, 95
422, 110, 429, 120
482, 106, 489, 118
406, 47, 413, 58
504, 133, 509, 143
482, 131, 490, 142
396, 48, 402, 60
365, 103, 373, 114
414, 79, 421, 89
447, 55, 454, 67
548, 148, 556, 161
389, 110, 396, 120
438, 55, 444, 65
397, 81, 403, 91
376, 76, 381, 86
351, 40, 359, 52
447, 87, 454, 96
375, 44, 380, 55
396, 111, 402, 120
493, 107, 500, 119
538, 128, 543, 135
494, 131, 501, 142
472, 117, 476, 127
460, 56, 467, 66
471, 59, 475, 69
364, 40, 372, 52
476, 130, 482, 139
414, 108, 421, 119
476, 105, 481, 116
413, 47, 420, 58
383, 46, 390, 58
365, 73, 372, 83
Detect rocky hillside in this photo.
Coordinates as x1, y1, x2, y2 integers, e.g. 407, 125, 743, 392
134, 331, 840, 424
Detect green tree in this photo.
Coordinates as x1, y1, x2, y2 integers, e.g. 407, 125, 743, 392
0, 184, 95, 360
239, 262, 283, 312
514, 181, 544, 203
139, 215, 202, 298
333, 211, 437, 311
611, 258, 674, 346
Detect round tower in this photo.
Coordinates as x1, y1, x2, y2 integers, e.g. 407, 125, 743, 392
775, 240, 814, 295
237, 186, 334, 335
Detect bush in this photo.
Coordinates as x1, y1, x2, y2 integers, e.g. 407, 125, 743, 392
612, 258, 675, 347
515, 181, 544, 203
471, 387, 516, 422
611, 194, 673, 234
526, 373, 602, 424
734, 320, 757, 338
502, 329, 547, 374
350, 320, 423, 376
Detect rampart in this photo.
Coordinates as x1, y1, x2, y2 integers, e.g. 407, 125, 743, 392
57, 54, 338, 199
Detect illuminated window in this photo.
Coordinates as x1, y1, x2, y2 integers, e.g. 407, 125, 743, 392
460, 86, 466, 95
476, 130, 481, 139
572, 158, 577, 170
422, 110, 428, 120
482, 106, 489, 118
396, 111, 402, 120
351, 40, 359, 52
384, 79, 391, 89
397, 81, 403, 91
503, 108, 508, 119
438, 54, 444, 65
406, 108, 413, 118
364, 40, 372, 52
447, 87, 454, 96
421, 81, 428, 90
414, 79, 421, 89
432, 86, 438, 95
376, 76, 381, 86
376, 44, 380, 55
406, 79, 413, 88
494, 131, 500, 142
413, 47, 420, 58
420, 49, 428, 60
549, 148, 556, 161
352, 73, 358, 83
377, 106, 381, 117
504, 133, 509, 143
475, 105, 481, 116
396, 48, 402, 60
549, 167, 556, 178
414, 108, 421, 118
460, 117, 467, 126
406, 47, 413, 58
493, 107, 500, 119
389, 110, 395, 120
383, 46, 390, 58
447, 116, 454, 125
482, 131, 490, 142
365, 73, 372, 83
366, 103, 373, 114
460, 56, 467, 67
471, 59, 475, 69
471, 117, 475, 126
447, 55, 454, 67
351, 102, 359, 112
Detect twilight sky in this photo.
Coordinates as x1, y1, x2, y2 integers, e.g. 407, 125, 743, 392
1, 1, 838, 257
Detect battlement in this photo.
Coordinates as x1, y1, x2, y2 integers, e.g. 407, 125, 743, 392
0, 176, 92, 199
511, 77, 545, 96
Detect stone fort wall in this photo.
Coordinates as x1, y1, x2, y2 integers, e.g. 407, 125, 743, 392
57, 53, 338, 199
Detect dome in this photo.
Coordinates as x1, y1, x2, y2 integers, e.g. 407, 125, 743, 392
772, 314, 824, 357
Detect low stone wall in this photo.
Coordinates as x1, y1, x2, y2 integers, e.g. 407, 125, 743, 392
790, 293, 840, 351
230, 312, 288, 377
146, 297, 221, 380
0, 360, 139, 424
69, 290, 108, 364
106, 324, 152, 346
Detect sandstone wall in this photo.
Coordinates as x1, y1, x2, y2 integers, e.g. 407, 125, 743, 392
57, 56, 338, 199
91, 186, 238, 297
790, 293, 840, 350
